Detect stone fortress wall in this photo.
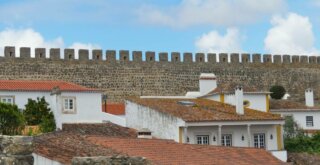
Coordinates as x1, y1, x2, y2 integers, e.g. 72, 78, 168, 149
1, 46, 320, 102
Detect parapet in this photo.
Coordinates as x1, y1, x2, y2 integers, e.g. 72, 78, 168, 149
196, 53, 205, 62
2, 46, 320, 65
230, 53, 239, 63
146, 51, 155, 62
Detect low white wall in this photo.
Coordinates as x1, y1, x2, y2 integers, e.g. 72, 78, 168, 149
126, 101, 185, 142
270, 150, 287, 162
33, 153, 63, 165
103, 112, 126, 126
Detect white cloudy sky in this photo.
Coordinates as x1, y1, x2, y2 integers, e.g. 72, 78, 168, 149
0, 0, 319, 57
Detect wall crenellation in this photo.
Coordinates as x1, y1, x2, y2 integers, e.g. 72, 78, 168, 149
2, 46, 320, 102
3, 46, 320, 64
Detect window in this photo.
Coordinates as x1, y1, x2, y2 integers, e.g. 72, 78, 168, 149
254, 133, 265, 148
306, 116, 314, 127
0, 96, 14, 104
62, 97, 76, 114
221, 134, 232, 146
196, 135, 209, 145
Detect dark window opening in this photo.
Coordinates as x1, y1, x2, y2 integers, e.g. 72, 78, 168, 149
9, 52, 12, 57
175, 56, 179, 61
199, 57, 203, 62
39, 53, 42, 58
150, 57, 153, 61
97, 55, 100, 60
123, 56, 127, 60
223, 58, 226, 62
69, 54, 72, 59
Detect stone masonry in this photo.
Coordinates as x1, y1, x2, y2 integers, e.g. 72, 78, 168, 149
0, 136, 34, 165
1, 46, 320, 102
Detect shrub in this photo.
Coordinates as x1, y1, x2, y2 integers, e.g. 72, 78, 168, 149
23, 97, 56, 133
0, 102, 25, 135
39, 112, 56, 132
270, 85, 286, 99
24, 97, 51, 125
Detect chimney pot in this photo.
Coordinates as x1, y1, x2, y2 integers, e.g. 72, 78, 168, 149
305, 88, 314, 107
235, 86, 244, 115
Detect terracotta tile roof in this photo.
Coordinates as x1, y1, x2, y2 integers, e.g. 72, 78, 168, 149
34, 123, 137, 165
102, 103, 125, 115
270, 99, 320, 111
88, 137, 286, 165
35, 123, 286, 165
0, 80, 99, 92
205, 83, 269, 96
127, 97, 283, 122
303, 129, 320, 134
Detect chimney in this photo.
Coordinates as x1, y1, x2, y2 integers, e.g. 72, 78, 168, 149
305, 88, 314, 107
137, 128, 152, 139
235, 86, 244, 115
199, 73, 217, 95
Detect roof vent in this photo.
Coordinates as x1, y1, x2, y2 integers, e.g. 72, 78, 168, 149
177, 100, 195, 106
137, 128, 152, 139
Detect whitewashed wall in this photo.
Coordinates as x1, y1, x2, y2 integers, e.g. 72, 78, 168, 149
126, 101, 185, 142
186, 125, 278, 150
33, 153, 63, 165
206, 94, 267, 112
273, 111, 320, 130
0, 91, 107, 129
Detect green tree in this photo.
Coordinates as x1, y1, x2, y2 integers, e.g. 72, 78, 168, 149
270, 85, 286, 99
0, 102, 25, 135
283, 116, 304, 139
39, 111, 56, 132
24, 97, 51, 125
23, 97, 56, 132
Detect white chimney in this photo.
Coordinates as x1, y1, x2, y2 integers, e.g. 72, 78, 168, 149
199, 73, 217, 95
235, 86, 244, 115
305, 88, 314, 107
137, 128, 152, 139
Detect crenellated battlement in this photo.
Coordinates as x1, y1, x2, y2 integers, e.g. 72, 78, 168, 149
3, 46, 320, 64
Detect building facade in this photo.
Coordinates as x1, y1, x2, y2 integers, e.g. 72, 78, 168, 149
0, 80, 107, 129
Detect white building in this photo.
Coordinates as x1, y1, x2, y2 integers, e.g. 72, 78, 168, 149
186, 73, 271, 112
126, 93, 287, 161
0, 80, 108, 129
270, 88, 320, 135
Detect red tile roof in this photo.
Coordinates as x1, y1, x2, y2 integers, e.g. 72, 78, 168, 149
270, 99, 320, 111
0, 80, 99, 92
204, 83, 269, 95
34, 123, 137, 165
34, 123, 286, 165
88, 137, 285, 165
102, 103, 125, 115
127, 97, 283, 122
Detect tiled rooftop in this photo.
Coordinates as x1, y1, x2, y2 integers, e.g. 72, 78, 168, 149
88, 137, 286, 165
0, 80, 98, 92
35, 123, 286, 165
127, 97, 283, 122
205, 83, 269, 95
102, 103, 125, 115
34, 123, 137, 165
270, 99, 320, 111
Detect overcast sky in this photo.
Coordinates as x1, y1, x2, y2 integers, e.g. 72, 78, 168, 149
0, 0, 319, 58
